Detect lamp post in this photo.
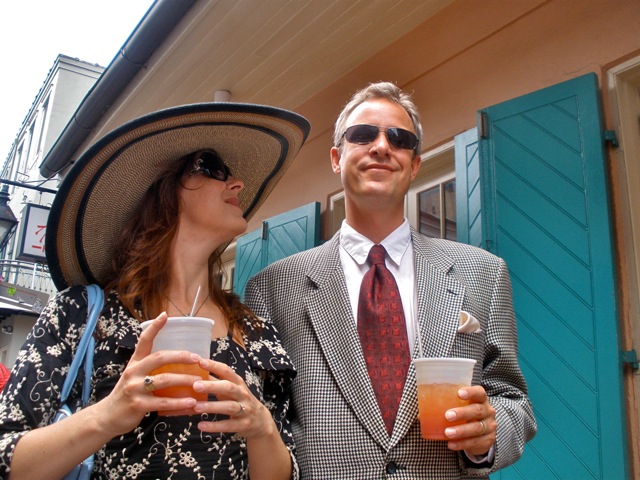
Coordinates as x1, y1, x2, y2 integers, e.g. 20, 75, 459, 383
0, 185, 18, 252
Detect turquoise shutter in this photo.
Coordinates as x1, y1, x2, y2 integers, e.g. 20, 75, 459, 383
454, 127, 483, 249
456, 74, 627, 479
234, 202, 320, 299
233, 227, 263, 301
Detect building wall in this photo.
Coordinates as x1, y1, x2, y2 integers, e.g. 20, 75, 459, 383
0, 314, 37, 367
43, 57, 104, 157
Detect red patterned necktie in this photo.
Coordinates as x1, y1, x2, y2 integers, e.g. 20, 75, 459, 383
357, 244, 411, 435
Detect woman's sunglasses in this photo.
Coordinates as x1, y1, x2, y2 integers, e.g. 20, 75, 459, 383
340, 124, 419, 151
191, 150, 232, 181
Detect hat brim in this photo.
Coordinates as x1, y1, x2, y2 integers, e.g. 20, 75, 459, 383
46, 103, 310, 290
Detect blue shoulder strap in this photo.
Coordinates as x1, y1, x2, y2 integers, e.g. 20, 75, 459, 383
59, 285, 104, 405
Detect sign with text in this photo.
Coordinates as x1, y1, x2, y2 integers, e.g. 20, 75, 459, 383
16, 204, 49, 262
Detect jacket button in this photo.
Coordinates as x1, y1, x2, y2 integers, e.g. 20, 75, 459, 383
386, 461, 398, 474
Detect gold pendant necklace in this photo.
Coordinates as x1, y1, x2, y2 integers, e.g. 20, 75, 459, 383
165, 293, 209, 317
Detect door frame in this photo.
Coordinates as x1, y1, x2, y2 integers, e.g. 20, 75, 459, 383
606, 55, 640, 475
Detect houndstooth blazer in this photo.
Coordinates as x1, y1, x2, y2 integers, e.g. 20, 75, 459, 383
245, 229, 536, 479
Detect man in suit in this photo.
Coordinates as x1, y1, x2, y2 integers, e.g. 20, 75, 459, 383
245, 82, 536, 479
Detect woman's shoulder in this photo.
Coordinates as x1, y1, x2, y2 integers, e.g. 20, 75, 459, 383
241, 316, 295, 375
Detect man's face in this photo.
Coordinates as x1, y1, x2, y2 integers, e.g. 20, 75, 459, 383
331, 99, 421, 212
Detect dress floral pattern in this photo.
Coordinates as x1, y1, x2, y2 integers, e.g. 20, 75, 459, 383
0, 286, 298, 479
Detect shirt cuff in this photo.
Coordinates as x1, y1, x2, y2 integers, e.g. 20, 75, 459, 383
464, 444, 495, 464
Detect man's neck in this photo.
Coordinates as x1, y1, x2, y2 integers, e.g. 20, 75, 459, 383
345, 209, 405, 244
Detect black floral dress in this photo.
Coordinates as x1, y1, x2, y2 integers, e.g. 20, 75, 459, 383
0, 286, 298, 479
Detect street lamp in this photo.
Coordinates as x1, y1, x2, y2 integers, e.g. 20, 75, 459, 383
0, 185, 18, 251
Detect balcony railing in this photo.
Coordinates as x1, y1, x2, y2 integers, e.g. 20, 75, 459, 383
0, 260, 57, 296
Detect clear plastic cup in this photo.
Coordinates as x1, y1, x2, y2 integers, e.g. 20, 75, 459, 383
140, 317, 214, 414
413, 357, 476, 440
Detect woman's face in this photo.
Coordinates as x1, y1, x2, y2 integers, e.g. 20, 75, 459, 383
177, 159, 247, 247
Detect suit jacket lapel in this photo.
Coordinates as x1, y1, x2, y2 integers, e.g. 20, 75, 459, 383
391, 230, 466, 445
304, 235, 390, 447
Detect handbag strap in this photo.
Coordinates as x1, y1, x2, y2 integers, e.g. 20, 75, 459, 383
59, 284, 104, 405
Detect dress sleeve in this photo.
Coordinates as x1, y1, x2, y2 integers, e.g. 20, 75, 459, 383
0, 286, 88, 476
245, 316, 299, 479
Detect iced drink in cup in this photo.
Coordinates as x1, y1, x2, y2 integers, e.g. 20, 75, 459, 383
140, 317, 214, 415
413, 357, 476, 440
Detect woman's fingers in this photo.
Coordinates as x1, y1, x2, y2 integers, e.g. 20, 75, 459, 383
192, 358, 277, 439
133, 312, 168, 358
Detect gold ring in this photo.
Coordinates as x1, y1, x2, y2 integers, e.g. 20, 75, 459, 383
479, 420, 486, 435
233, 401, 245, 417
143, 375, 156, 392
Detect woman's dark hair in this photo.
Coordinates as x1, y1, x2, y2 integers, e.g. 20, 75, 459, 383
105, 152, 258, 339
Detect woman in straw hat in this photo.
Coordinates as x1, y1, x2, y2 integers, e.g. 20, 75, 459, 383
0, 103, 310, 479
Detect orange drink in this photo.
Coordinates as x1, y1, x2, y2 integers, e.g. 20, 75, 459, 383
413, 357, 476, 440
150, 363, 209, 416
417, 382, 470, 440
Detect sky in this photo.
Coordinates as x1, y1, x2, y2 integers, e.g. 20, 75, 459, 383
0, 0, 155, 162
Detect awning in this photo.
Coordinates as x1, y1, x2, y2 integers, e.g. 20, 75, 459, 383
0, 300, 39, 316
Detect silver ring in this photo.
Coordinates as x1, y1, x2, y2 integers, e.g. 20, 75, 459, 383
233, 401, 245, 417
143, 375, 156, 392
479, 420, 486, 436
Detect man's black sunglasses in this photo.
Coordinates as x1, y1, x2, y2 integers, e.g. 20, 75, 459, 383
340, 124, 419, 151
192, 150, 232, 181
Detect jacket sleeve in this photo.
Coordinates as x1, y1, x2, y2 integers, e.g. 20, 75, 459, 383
479, 257, 537, 474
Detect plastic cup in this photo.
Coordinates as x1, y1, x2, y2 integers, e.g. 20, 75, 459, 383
413, 357, 476, 440
140, 317, 214, 415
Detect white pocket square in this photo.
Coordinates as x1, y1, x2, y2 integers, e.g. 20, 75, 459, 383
458, 310, 482, 333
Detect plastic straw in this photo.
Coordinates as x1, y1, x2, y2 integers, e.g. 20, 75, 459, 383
189, 285, 202, 317
413, 304, 424, 358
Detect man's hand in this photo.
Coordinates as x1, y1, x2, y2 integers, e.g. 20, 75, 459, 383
443, 385, 496, 456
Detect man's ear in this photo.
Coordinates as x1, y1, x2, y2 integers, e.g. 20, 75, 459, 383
330, 146, 342, 174
410, 153, 421, 180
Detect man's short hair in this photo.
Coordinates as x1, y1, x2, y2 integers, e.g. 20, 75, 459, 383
333, 81, 423, 156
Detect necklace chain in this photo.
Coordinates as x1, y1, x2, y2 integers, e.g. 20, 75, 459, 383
165, 293, 209, 317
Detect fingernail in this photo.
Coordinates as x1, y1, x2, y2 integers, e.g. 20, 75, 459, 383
445, 427, 457, 438
445, 410, 456, 421
458, 388, 469, 399
193, 381, 204, 392
190, 353, 200, 361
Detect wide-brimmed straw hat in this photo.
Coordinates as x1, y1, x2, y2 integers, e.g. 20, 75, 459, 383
46, 102, 310, 291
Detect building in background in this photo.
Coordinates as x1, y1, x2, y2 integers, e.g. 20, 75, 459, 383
0, 54, 103, 366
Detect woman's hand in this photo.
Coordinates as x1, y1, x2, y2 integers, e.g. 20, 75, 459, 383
95, 312, 203, 436
192, 358, 278, 440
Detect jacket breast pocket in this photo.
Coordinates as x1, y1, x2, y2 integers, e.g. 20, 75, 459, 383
448, 330, 485, 359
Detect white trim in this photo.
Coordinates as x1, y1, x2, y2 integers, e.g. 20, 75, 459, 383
607, 58, 640, 353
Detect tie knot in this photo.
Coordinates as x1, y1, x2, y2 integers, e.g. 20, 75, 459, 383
367, 244, 387, 266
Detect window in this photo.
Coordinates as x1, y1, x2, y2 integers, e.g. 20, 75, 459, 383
407, 145, 456, 240
417, 178, 456, 240
37, 96, 50, 155
327, 190, 345, 239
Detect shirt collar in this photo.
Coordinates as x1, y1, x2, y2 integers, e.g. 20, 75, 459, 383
340, 219, 411, 267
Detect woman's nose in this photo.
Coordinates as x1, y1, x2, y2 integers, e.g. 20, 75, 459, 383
227, 176, 244, 191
